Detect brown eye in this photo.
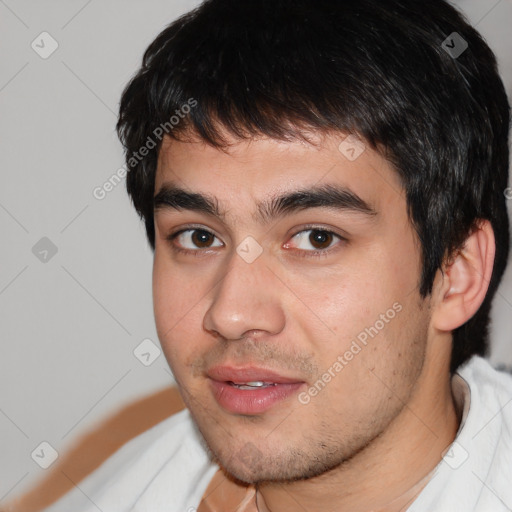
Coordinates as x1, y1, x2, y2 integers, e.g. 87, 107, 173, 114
191, 230, 215, 248
309, 230, 334, 249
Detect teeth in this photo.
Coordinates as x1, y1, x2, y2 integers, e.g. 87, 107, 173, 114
230, 381, 276, 390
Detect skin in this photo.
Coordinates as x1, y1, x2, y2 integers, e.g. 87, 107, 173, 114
152, 131, 495, 512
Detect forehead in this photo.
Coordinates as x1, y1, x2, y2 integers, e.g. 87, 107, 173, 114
154, 133, 404, 221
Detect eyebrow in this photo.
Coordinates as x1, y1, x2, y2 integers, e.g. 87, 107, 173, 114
153, 183, 378, 224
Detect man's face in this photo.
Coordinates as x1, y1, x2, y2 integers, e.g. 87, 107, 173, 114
152, 132, 432, 483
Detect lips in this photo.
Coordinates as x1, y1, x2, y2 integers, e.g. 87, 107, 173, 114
207, 366, 305, 414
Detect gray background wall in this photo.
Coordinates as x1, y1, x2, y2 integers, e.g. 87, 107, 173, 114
1, 0, 511, 506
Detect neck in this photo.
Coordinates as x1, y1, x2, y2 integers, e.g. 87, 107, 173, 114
255, 348, 461, 512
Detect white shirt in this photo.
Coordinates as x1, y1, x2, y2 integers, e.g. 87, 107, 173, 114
43, 355, 512, 512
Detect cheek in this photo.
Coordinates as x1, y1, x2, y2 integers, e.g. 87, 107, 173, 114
152, 249, 208, 327
300, 303, 427, 437
290, 252, 420, 379
152, 252, 207, 367
152, 253, 177, 335
289, 264, 389, 347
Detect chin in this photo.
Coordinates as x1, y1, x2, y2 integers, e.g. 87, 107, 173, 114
202, 432, 350, 485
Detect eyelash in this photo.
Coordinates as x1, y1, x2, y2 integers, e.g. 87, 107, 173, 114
165, 224, 346, 259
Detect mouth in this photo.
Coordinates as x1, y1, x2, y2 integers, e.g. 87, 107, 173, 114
207, 366, 305, 415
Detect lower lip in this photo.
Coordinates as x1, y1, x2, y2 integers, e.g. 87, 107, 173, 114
209, 380, 304, 415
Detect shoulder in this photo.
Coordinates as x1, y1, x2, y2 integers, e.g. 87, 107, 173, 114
409, 356, 512, 512
456, 356, 512, 509
43, 409, 217, 512
458, 355, 512, 410
456, 355, 512, 450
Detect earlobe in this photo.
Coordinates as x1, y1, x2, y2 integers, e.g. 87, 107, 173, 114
432, 220, 495, 332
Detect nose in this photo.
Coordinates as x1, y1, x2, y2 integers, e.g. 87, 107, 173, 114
202, 248, 286, 341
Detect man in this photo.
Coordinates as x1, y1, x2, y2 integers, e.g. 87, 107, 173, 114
44, 0, 512, 510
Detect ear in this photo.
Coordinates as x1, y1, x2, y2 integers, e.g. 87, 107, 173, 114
431, 220, 495, 332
